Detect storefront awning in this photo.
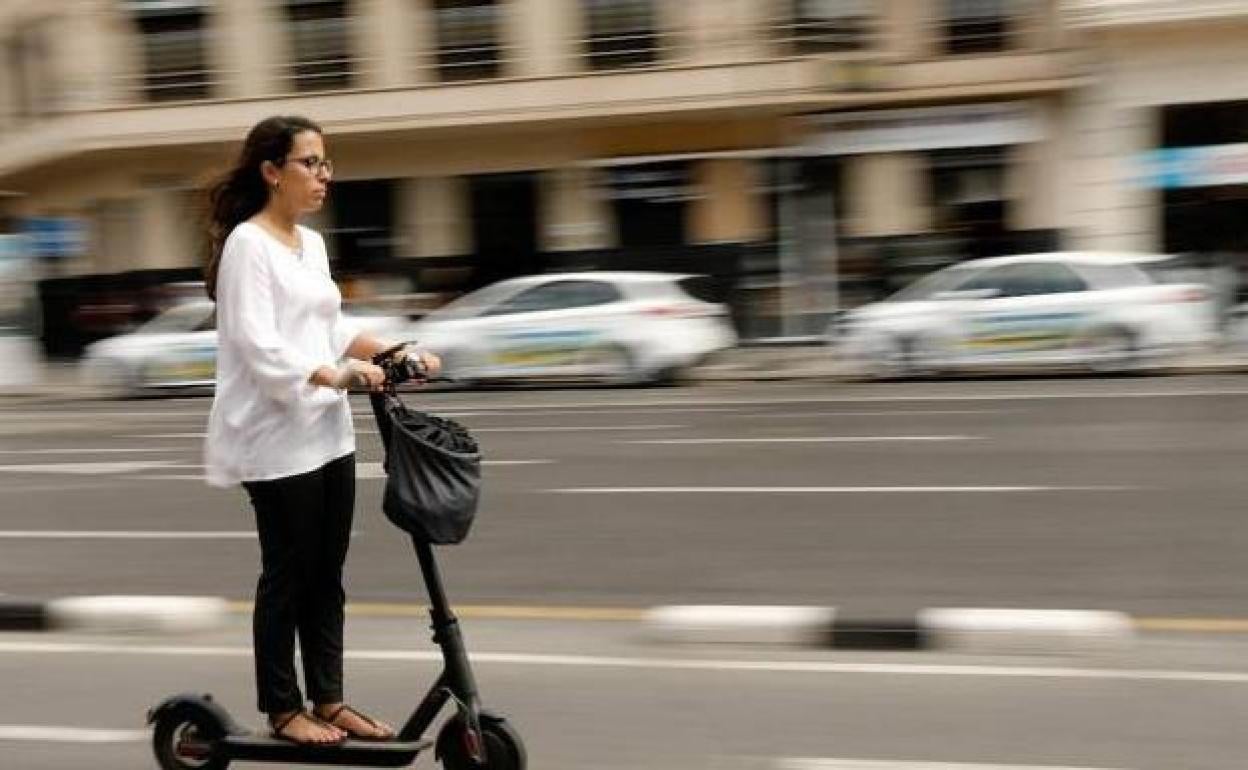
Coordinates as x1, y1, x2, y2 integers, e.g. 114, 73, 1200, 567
805, 102, 1043, 155
120, 0, 208, 17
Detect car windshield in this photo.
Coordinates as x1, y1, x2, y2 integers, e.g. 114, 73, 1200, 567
887, 265, 977, 302
431, 282, 525, 320
138, 304, 213, 334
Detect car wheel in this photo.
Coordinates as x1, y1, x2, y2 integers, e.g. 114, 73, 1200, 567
82, 357, 137, 399
1077, 327, 1138, 374
869, 336, 932, 380
581, 343, 641, 386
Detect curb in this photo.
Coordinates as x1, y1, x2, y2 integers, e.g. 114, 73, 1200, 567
2, 355, 1245, 401
0, 596, 230, 634
644, 605, 1135, 653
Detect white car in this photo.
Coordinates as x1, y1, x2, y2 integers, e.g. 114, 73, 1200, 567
401, 272, 737, 385
1228, 303, 1248, 353
80, 299, 406, 396
836, 253, 1218, 377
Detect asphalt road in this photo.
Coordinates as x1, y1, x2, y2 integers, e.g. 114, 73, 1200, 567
1, 376, 1245, 615
1, 376, 1247, 769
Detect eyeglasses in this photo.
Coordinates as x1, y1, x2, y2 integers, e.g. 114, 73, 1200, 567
285, 155, 334, 177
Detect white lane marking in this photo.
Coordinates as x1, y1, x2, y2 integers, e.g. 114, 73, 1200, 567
0, 461, 179, 475
0, 448, 190, 455
0, 726, 149, 744
353, 407, 744, 417
132, 460, 553, 483
774, 760, 1125, 770
352, 389, 1248, 411
472, 424, 684, 432
763, 410, 1012, 418
0, 531, 259, 540
127, 433, 205, 439
549, 486, 1136, 494
0, 482, 134, 493
627, 436, 979, 445
2, 641, 1248, 684
356, 460, 551, 479
6, 411, 207, 419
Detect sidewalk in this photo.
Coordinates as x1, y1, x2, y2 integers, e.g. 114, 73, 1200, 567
682, 344, 1248, 382
3, 346, 1246, 403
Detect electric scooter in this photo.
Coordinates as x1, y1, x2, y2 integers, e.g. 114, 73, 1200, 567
148, 346, 525, 769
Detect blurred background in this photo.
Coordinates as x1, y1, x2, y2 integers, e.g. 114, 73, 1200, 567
3, 2, 1248, 769
1, 0, 1246, 372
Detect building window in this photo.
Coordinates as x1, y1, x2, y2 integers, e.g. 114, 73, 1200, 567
784, 0, 873, 55
582, 0, 661, 71
434, 0, 503, 81
929, 146, 1009, 257
125, 1, 213, 102
6, 18, 60, 119
944, 0, 1015, 55
284, 0, 354, 92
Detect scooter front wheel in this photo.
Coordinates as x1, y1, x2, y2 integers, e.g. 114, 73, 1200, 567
152, 710, 228, 770
437, 714, 526, 770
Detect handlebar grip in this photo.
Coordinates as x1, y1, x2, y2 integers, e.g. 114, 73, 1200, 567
372, 342, 428, 387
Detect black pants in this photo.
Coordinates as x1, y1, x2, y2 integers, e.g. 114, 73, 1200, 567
243, 453, 355, 715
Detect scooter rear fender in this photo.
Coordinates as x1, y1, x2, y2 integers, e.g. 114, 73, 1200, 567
147, 692, 244, 735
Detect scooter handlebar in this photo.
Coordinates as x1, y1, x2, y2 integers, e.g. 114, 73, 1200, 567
372, 342, 428, 387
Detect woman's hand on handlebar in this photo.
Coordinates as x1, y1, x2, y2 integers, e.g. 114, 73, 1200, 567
331, 359, 387, 392
406, 348, 442, 379
391, 344, 442, 382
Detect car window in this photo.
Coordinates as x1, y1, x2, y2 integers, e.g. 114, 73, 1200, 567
955, 263, 1087, 298
889, 265, 978, 301
954, 265, 1018, 296
435, 282, 524, 319
139, 304, 214, 334
1074, 262, 1152, 290
675, 276, 724, 304
483, 280, 623, 316
1010, 263, 1089, 296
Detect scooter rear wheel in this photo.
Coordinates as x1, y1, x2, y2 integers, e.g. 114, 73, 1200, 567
437, 715, 526, 770
152, 710, 228, 770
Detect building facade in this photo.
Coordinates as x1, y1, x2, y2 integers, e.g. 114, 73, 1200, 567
0, 0, 1077, 345
1064, 0, 1248, 306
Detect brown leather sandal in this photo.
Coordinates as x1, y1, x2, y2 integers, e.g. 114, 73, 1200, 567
317, 704, 395, 742
269, 710, 346, 746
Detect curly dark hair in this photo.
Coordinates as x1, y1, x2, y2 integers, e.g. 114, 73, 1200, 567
203, 115, 323, 300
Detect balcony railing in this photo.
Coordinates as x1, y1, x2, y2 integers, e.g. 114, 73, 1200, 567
942, 0, 1043, 55
433, 0, 508, 81
283, 2, 356, 92
769, 0, 878, 56
1066, 0, 1248, 28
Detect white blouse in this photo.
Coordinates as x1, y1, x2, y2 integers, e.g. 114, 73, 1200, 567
204, 222, 362, 487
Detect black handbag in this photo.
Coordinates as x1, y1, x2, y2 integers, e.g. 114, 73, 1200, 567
380, 395, 481, 545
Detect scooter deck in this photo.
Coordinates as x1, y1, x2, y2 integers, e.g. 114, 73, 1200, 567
220, 733, 431, 766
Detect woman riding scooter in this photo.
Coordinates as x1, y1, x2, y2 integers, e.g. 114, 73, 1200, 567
202, 115, 440, 746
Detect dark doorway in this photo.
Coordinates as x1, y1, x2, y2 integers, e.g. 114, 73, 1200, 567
609, 162, 690, 249
468, 172, 540, 287
328, 178, 396, 273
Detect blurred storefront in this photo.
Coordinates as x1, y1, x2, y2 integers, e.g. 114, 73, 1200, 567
0, 0, 1079, 352
1065, 0, 1248, 311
